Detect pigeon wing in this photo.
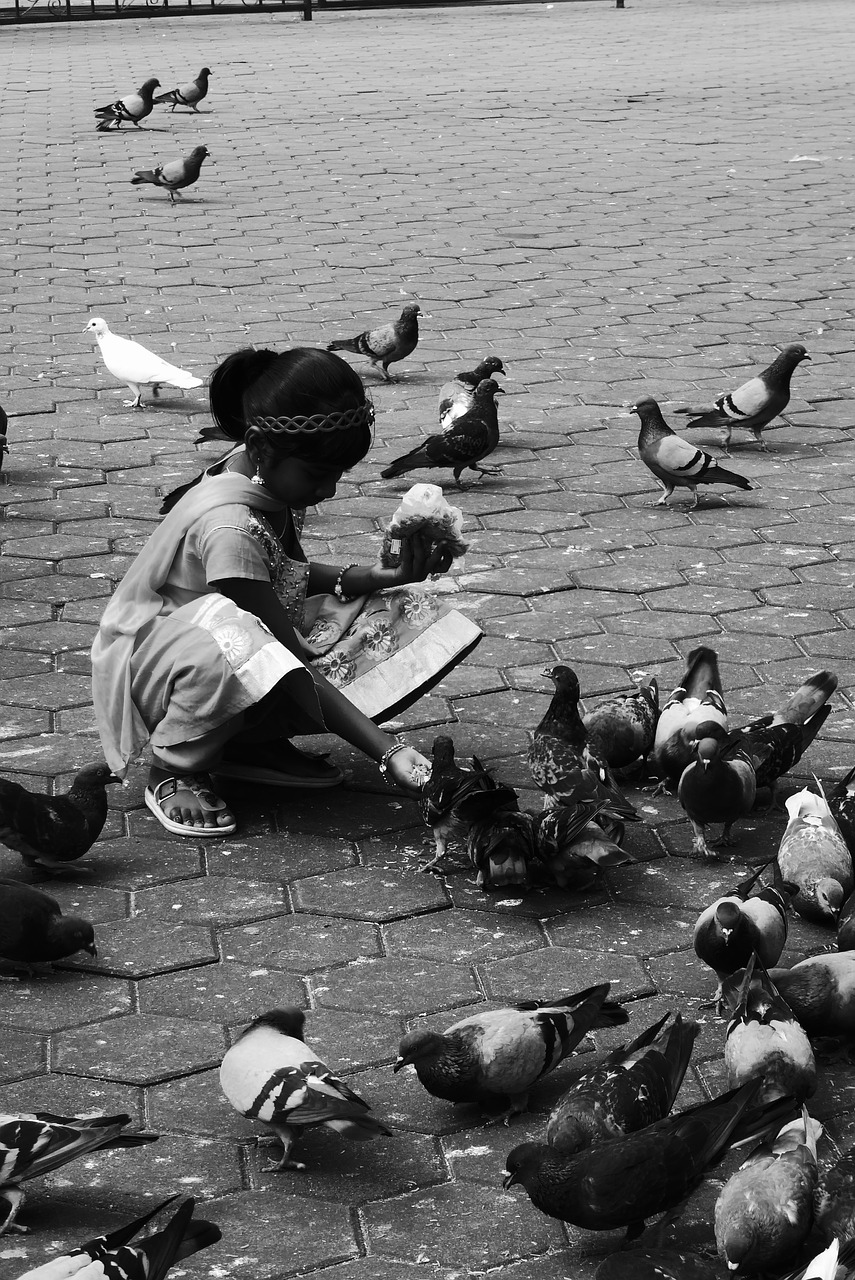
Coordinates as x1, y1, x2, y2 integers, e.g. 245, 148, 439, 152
649, 433, 714, 480
363, 323, 397, 359
723, 373, 772, 419
100, 334, 196, 386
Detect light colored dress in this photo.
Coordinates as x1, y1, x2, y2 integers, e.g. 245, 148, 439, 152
92, 465, 481, 778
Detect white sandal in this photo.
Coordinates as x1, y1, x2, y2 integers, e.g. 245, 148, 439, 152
144, 774, 237, 837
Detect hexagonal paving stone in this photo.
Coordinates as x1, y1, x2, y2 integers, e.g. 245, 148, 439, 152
313, 956, 479, 1016
547, 901, 696, 957
87, 837, 204, 887
54, 1014, 225, 1083
301, 1006, 404, 1073
292, 867, 450, 922
59, 918, 217, 978
483, 947, 653, 1005
719, 605, 837, 635
147, 1067, 253, 1140
1, 971, 131, 1031
207, 832, 357, 881
361, 1182, 566, 1267
198, 1189, 358, 1277
306, 1263, 456, 1280
222, 914, 381, 971
384, 909, 545, 964
0, 1074, 141, 1122
133, 876, 285, 924
38, 882, 129, 924
138, 961, 305, 1024
247, 1127, 446, 1204
0, 1028, 45, 1083
275, 789, 421, 837
41, 1133, 242, 1199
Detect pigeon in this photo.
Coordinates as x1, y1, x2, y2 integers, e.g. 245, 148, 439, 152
15, 1195, 221, 1280
86, 318, 204, 409
528, 666, 638, 835
546, 1012, 700, 1157
219, 1007, 390, 1170
724, 955, 816, 1105
632, 397, 755, 508
783, 1240, 855, 1280
438, 357, 505, 431
721, 952, 855, 1040
327, 303, 421, 380
131, 146, 210, 203
94, 78, 160, 131
0, 879, 96, 968
595, 1248, 719, 1280
454, 787, 533, 888
503, 1078, 798, 1239
734, 671, 838, 808
582, 677, 659, 772
394, 983, 628, 1121
380, 379, 505, 487
679, 344, 811, 453
651, 646, 727, 790
776, 786, 853, 925
0, 401, 7, 473
532, 802, 633, 891
830, 764, 855, 858
153, 66, 212, 112
0, 1112, 157, 1235
815, 1147, 855, 1245
839, 887, 855, 952
677, 721, 757, 858
418, 736, 515, 871
715, 1109, 821, 1275
0, 763, 119, 871
693, 864, 789, 1008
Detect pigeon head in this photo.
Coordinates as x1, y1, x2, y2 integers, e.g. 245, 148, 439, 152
629, 397, 660, 418
200, 67, 212, 77
190, 146, 210, 162
780, 343, 810, 365
85, 317, 109, 337
244, 1007, 307, 1041
474, 357, 505, 378
719, 1220, 756, 1272
815, 878, 844, 920
696, 736, 721, 769
714, 900, 743, 940
140, 78, 161, 95
473, 378, 505, 398
503, 1141, 548, 1188
401, 304, 421, 318
431, 736, 456, 767
69, 763, 122, 795
393, 1028, 451, 1072
60, 918, 97, 958
543, 665, 580, 699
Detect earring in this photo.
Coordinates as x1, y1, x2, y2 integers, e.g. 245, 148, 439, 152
251, 466, 265, 487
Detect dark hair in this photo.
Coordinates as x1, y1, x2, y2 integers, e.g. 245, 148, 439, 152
209, 347, 372, 470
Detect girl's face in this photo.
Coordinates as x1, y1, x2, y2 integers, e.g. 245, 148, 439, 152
262, 454, 345, 508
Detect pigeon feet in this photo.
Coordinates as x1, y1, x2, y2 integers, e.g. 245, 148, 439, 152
691, 835, 719, 860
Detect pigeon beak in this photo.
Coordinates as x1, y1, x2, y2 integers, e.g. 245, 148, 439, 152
802, 353, 811, 360
629, 404, 638, 415
107, 773, 123, 785
392, 1057, 406, 1073
494, 386, 506, 394
701, 759, 710, 771
86, 943, 98, 958
502, 1171, 518, 1189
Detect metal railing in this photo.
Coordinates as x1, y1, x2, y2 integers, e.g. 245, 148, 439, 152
8, 0, 614, 22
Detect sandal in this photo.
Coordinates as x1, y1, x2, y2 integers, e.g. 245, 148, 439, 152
214, 741, 344, 789
144, 773, 237, 837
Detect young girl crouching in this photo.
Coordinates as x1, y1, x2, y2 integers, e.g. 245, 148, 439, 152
92, 346, 481, 837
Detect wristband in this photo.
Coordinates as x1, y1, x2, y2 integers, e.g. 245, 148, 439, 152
378, 739, 408, 781
333, 563, 360, 603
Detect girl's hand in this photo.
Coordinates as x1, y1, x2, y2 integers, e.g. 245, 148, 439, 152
385, 747, 432, 795
373, 531, 454, 588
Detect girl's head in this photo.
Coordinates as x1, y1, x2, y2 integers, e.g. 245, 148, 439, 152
209, 346, 373, 472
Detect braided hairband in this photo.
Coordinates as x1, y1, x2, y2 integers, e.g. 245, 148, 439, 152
249, 403, 375, 436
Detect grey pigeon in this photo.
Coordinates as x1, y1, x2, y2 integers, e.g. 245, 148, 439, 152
0, 762, 119, 871
394, 984, 628, 1122
583, 677, 659, 771
679, 344, 810, 453
439, 356, 505, 431
0, 878, 96, 968
632, 397, 755, 508
154, 66, 212, 112
0, 402, 7, 473
220, 1007, 391, 1170
381, 378, 505, 487
131, 146, 210, 203
651, 646, 727, 790
16, 1196, 221, 1280
94, 78, 160, 131
0, 1112, 157, 1235
327, 303, 420, 380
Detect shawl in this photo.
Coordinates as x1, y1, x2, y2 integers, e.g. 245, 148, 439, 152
92, 472, 301, 777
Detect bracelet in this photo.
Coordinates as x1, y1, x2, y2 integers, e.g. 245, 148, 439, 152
333, 562, 360, 603
378, 739, 408, 781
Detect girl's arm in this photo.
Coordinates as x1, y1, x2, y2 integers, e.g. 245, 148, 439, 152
306, 530, 453, 598
212, 575, 425, 788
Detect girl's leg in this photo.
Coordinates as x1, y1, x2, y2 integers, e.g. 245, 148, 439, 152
147, 715, 244, 832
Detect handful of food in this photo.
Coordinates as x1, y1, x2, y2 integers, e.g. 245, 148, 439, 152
380, 483, 468, 569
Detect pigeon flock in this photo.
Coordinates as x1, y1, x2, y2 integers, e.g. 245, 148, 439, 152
0, 48, 850, 1280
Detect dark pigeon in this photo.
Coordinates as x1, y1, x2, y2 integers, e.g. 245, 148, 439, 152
439, 356, 505, 430
677, 721, 757, 859
154, 66, 212, 112
381, 378, 505, 487
0, 762, 120, 871
0, 878, 96, 967
327, 303, 421, 380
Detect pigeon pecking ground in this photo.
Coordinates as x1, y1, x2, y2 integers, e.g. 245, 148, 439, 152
1, 0, 855, 1276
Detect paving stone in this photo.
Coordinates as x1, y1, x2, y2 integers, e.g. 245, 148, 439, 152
0, 1028, 45, 1083
222, 914, 381, 971
40, 1133, 243, 1199
147, 1067, 254, 1141
483, 947, 654, 1005
86, 837, 204, 887
275, 789, 422, 837
1, 971, 132, 1032
610, 858, 756, 910
138, 961, 305, 1025
547, 901, 696, 957
207, 832, 358, 881
384, 909, 545, 964
133, 877, 285, 924
195, 1189, 358, 1276
0, 1073, 141, 1122
361, 1182, 566, 1267
313, 956, 480, 1016
59, 918, 217, 979
292, 866, 450, 921
54, 1014, 225, 1084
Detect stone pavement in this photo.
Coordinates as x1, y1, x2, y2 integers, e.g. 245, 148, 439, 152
1, 0, 855, 1274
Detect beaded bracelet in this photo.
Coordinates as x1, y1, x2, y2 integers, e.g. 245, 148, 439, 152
333, 562, 360, 603
378, 740, 408, 781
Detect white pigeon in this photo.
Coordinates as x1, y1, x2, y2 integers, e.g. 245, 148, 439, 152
85, 317, 204, 409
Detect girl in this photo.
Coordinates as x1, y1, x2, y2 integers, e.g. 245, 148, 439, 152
92, 346, 481, 837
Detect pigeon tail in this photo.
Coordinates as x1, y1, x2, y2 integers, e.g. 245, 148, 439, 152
704, 463, 754, 491
326, 337, 364, 356
773, 671, 838, 726
682, 646, 723, 700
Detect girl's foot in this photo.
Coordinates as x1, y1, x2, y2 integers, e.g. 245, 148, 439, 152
145, 768, 236, 837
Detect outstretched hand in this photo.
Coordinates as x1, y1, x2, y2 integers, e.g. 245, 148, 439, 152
372, 530, 454, 590
385, 747, 432, 796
